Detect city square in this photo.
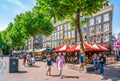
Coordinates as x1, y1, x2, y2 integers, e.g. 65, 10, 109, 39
0, 0, 120, 81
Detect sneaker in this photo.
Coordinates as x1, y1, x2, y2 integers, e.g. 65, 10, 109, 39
60, 75, 63, 79
46, 73, 48, 76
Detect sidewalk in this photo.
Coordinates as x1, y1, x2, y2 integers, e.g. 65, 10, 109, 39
0, 57, 120, 81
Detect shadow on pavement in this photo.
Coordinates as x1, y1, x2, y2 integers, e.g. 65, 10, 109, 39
10, 71, 28, 74
17, 71, 28, 73
26, 65, 40, 68
87, 64, 120, 81
102, 65, 120, 81
63, 75, 79, 79
51, 74, 79, 79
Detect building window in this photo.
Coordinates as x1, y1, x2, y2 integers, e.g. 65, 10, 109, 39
96, 35, 101, 43
103, 23, 109, 32
64, 24, 68, 31
54, 33, 56, 40
103, 34, 109, 42
90, 37, 94, 43
60, 31, 62, 39
68, 31, 71, 38
104, 13, 109, 22
90, 27, 94, 35
82, 24, 87, 34
64, 32, 67, 38
57, 32, 60, 39
96, 16, 101, 24
68, 23, 70, 30
71, 30, 75, 37
96, 25, 101, 33
90, 18, 94, 26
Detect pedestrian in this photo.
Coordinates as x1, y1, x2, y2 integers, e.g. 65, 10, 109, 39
103, 54, 107, 66
46, 55, 53, 76
79, 53, 84, 72
26, 53, 31, 65
74, 56, 78, 63
22, 53, 27, 66
31, 55, 36, 66
93, 53, 99, 71
56, 53, 65, 79
98, 53, 104, 75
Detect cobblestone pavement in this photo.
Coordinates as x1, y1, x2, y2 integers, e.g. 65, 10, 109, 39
0, 57, 120, 81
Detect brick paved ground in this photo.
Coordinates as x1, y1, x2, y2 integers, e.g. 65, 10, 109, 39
0, 57, 120, 81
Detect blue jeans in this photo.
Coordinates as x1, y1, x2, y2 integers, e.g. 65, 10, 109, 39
99, 63, 104, 75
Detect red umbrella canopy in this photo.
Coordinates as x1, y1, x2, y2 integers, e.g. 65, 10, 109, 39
75, 42, 95, 52
67, 44, 78, 52
92, 44, 108, 52
54, 44, 71, 52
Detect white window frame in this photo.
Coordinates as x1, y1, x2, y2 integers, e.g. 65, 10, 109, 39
68, 31, 71, 38
90, 18, 94, 26
90, 27, 94, 35
71, 30, 75, 37
68, 23, 70, 30
64, 32, 67, 38
96, 16, 101, 24
96, 35, 101, 43
103, 34, 109, 42
103, 23, 109, 32
96, 25, 101, 33
103, 13, 109, 22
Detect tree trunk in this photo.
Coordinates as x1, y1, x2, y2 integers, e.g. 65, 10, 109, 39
76, 10, 86, 65
33, 36, 35, 57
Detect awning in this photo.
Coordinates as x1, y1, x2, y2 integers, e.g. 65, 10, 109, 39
92, 44, 108, 52
54, 44, 71, 52
102, 44, 110, 48
36, 48, 46, 52
75, 42, 96, 52
66, 44, 78, 52
26, 49, 33, 53
56, 45, 63, 49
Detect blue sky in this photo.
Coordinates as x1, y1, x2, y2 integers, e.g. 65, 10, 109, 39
0, 0, 120, 37
0, 0, 36, 30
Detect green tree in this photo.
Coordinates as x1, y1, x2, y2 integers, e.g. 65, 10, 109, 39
19, 10, 54, 52
36, 0, 108, 64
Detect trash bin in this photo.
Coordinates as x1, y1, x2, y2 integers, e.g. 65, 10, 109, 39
9, 58, 18, 73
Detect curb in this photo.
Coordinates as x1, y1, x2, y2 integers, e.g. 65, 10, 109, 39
0, 59, 7, 78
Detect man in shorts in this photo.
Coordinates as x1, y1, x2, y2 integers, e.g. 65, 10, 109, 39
79, 53, 84, 72
56, 53, 65, 79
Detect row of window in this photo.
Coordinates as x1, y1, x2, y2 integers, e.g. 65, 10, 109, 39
90, 13, 109, 26
43, 30, 75, 42
90, 34, 110, 43
90, 23, 110, 35
56, 22, 71, 32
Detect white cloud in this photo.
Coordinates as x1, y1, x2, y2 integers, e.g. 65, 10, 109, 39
2, 5, 9, 10
7, 0, 31, 11
0, 24, 7, 31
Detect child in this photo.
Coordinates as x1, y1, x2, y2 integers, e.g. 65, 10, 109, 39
46, 56, 53, 76
31, 56, 36, 66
